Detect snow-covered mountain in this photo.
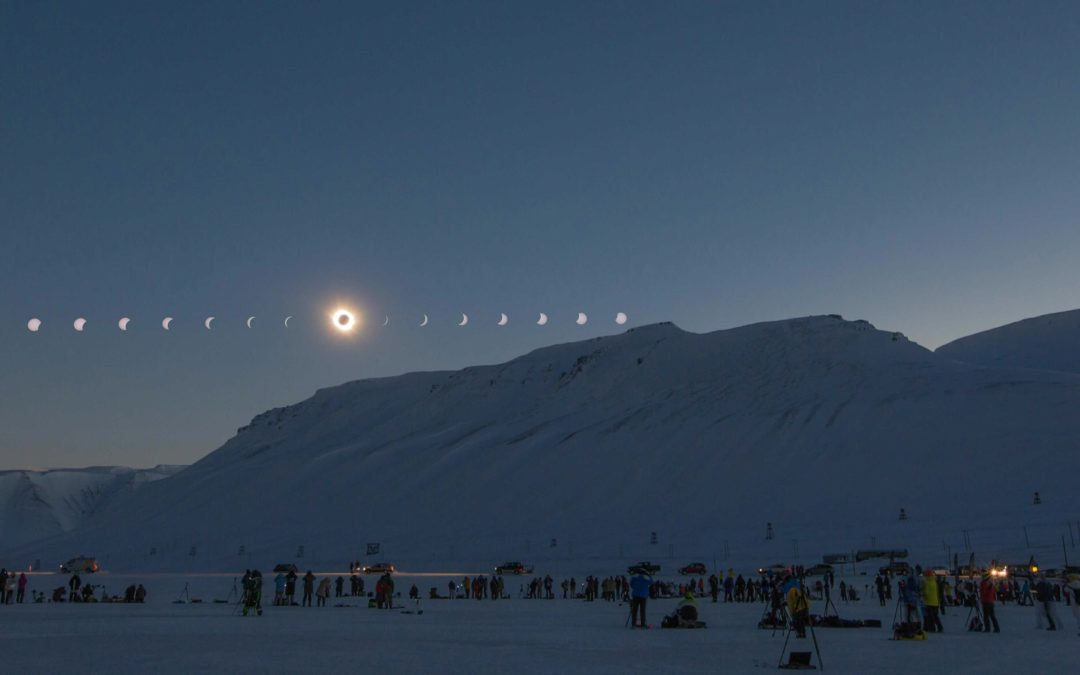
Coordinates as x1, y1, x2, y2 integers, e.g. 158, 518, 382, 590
937, 308, 1080, 374
0, 465, 185, 550
3, 316, 1078, 572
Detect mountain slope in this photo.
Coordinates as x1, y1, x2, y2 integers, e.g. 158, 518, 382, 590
937, 308, 1080, 374
0, 465, 185, 550
4, 316, 1078, 571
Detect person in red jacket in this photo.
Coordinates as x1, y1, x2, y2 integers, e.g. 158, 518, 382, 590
17, 573, 28, 604
979, 576, 1000, 633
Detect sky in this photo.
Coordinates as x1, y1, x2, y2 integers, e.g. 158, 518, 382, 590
2, 1, 1079, 469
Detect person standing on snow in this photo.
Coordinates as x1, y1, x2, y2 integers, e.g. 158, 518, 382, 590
335, 575, 344, 598
68, 573, 81, 603
302, 571, 316, 607
285, 569, 298, 605
1034, 574, 1057, 630
784, 576, 811, 638
3, 572, 14, 604
383, 573, 396, 609
922, 571, 944, 633
1065, 571, 1080, 634
17, 573, 28, 604
316, 577, 331, 607
1020, 579, 1034, 606
902, 568, 923, 628
273, 572, 286, 606
979, 575, 1000, 633
629, 571, 651, 628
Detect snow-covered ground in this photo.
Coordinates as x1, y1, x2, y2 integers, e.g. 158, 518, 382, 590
0, 573, 1075, 674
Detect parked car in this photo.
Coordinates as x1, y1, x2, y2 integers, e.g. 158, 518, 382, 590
59, 556, 100, 574
757, 564, 790, 577
627, 561, 661, 575
493, 562, 533, 575
678, 562, 707, 576
878, 561, 912, 576
362, 562, 395, 575
272, 563, 299, 574
806, 564, 834, 577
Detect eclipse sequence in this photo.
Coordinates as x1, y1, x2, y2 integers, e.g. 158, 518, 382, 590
23, 310, 630, 333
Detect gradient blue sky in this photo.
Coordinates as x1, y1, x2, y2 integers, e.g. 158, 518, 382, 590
3, 1, 1079, 468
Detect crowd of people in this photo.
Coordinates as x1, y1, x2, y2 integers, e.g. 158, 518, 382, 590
1, 559, 1077, 638
0, 568, 148, 605
0, 568, 28, 604
884, 564, 1080, 637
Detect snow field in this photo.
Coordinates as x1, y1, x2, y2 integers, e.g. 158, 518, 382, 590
0, 573, 1076, 674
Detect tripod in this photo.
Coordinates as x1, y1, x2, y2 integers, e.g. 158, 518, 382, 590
174, 583, 190, 604
820, 588, 839, 618
777, 578, 823, 671
231, 578, 247, 616
963, 580, 983, 630
225, 578, 239, 604
759, 582, 790, 637
890, 580, 907, 628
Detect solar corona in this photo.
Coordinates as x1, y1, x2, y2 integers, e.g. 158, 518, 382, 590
332, 308, 357, 333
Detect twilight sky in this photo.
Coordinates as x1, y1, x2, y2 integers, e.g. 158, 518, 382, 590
2, 1, 1079, 469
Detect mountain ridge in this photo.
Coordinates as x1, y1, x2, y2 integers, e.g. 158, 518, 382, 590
3, 314, 1078, 571
936, 308, 1080, 374
0, 465, 186, 550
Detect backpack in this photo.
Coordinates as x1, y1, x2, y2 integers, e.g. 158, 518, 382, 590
892, 621, 927, 641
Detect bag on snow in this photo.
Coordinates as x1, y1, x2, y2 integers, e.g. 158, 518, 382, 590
892, 622, 927, 641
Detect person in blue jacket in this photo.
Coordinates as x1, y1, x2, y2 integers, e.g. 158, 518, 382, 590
903, 568, 924, 627
629, 571, 652, 627
273, 572, 286, 606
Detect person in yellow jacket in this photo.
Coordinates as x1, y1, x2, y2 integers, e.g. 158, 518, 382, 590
921, 572, 944, 633
676, 591, 699, 624
785, 580, 811, 638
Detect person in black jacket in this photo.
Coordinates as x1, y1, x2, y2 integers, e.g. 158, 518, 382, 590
1034, 575, 1057, 630
285, 569, 298, 605
68, 573, 82, 602
302, 571, 316, 607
